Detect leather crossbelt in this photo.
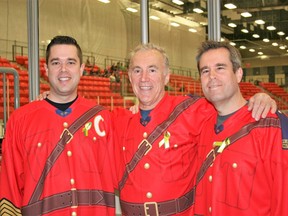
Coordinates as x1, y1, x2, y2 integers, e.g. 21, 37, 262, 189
120, 188, 195, 216
196, 117, 280, 185
25, 105, 107, 214
21, 189, 115, 215
118, 96, 200, 191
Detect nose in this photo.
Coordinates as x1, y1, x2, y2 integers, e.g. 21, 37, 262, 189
60, 62, 67, 72
140, 71, 149, 81
209, 69, 217, 79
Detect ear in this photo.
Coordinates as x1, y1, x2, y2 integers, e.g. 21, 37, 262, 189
128, 71, 132, 83
164, 70, 170, 85
80, 63, 85, 76
44, 64, 48, 77
236, 68, 243, 83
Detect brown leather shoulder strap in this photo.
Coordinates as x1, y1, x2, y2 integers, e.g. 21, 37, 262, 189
29, 105, 106, 204
196, 117, 280, 185
119, 96, 200, 190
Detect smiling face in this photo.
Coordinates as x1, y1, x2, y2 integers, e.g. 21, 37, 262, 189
128, 49, 170, 110
45, 44, 84, 103
199, 47, 245, 114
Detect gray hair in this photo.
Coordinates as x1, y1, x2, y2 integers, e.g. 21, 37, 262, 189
128, 43, 170, 74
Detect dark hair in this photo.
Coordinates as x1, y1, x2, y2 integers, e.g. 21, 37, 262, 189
196, 40, 242, 73
46, 35, 83, 64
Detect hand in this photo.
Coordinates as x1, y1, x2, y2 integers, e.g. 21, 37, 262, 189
36, 91, 50, 101
129, 104, 139, 114
248, 93, 277, 121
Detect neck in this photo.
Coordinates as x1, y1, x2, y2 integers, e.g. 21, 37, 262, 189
215, 95, 247, 116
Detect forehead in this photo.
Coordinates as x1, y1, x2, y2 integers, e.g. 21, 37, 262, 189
200, 48, 230, 65
131, 49, 165, 66
49, 44, 78, 60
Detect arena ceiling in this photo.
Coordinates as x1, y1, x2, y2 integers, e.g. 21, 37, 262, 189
126, 0, 288, 60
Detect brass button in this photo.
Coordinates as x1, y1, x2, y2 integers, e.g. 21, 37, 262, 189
70, 178, 75, 185
146, 192, 152, 199
232, 163, 238, 168
208, 175, 212, 182
144, 163, 150, 169
143, 132, 148, 138
67, 151, 72, 157
63, 122, 68, 128
37, 142, 42, 147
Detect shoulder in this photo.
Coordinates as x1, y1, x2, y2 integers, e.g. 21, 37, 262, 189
276, 111, 288, 139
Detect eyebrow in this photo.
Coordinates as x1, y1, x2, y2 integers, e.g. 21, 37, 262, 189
50, 57, 77, 62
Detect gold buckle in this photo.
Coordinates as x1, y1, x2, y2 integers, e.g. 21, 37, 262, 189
60, 128, 73, 144
144, 202, 159, 216
138, 139, 152, 155
71, 188, 78, 208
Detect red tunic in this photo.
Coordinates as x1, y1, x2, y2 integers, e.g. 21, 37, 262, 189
114, 93, 215, 216
195, 106, 288, 216
0, 96, 116, 215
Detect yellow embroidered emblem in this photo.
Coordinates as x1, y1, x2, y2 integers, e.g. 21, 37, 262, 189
82, 122, 92, 136
159, 131, 171, 149
0, 198, 21, 216
283, 139, 288, 149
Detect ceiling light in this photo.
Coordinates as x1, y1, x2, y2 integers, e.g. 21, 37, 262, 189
272, 42, 278, 46
252, 34, 260, 38
230, 42, 236, 46
249, 49, 255, 52
277, 31, 285, 36
172, 0, 184, 5
228, 23, 237, 28
170, 22, 180, 27
241, 29, 249, 33
193, 8, 204, 13
241, 12, 252, 18
98, 0, 110, 3
255, 19, 265, 25
126, 7, 138, 13
188, 28, 197, 33
258, 52, 263, 55
286, 36, 288, 40
224, 3, 237, 9
150, 15, 160, 20
267, 26, 276, 31
279, 45, 286, 50
263, 38, 270, 42
240, 46, 246, 49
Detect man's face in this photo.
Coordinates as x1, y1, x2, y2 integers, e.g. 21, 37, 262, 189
45, 44, 84, 102
199, 48, 242, 107
129, 49, 170, 110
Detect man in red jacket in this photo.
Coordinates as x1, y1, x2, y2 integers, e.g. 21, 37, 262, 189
194, 40, 288, 215
0, 36, 116, 216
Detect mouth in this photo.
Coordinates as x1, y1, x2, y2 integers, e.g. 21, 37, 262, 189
58, 77, 71, 81
139, 86, 152, 90
208, 83, 221, 90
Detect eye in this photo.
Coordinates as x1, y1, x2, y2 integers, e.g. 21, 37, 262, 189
132, 68, 141, 73
51, 61, 60, 66
200, 68, 209, 75
67, 60, 76, 65
217, 66, 225, 70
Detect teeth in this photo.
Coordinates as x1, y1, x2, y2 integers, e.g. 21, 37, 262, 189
140, 86, 151, 90
59, 77, 70, 81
